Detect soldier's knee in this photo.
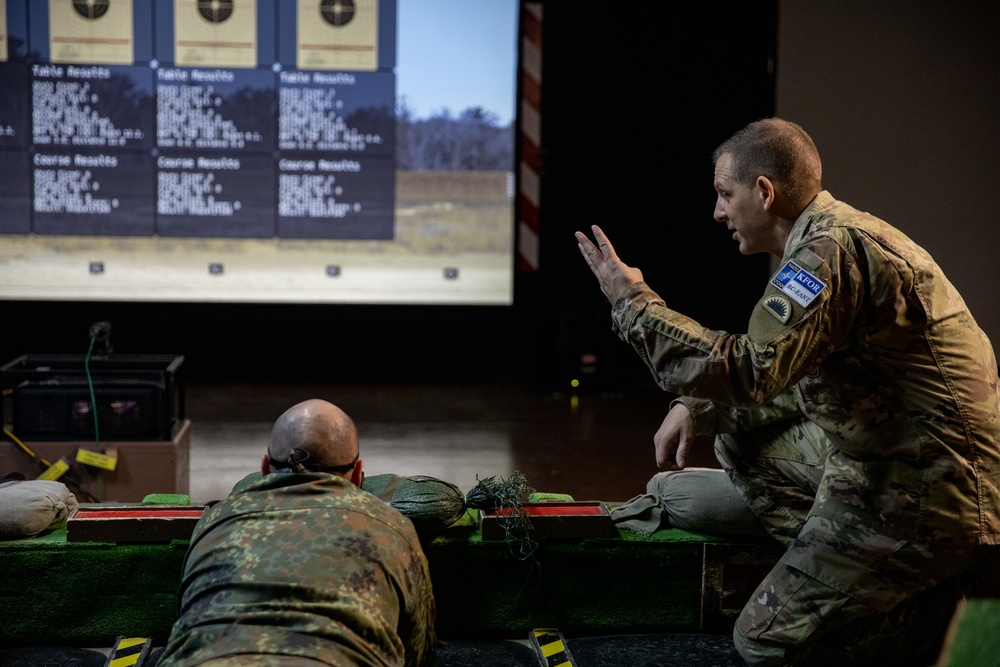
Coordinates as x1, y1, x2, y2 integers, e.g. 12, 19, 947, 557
732, 619, 788, 667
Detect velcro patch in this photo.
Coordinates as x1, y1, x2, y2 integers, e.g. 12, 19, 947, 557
761, 295, 792, 323
769, 260, 826, 307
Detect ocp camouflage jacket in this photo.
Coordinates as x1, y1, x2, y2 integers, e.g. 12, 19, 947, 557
611, 191, 1000, 545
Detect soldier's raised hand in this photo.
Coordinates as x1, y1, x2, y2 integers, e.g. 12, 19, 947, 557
575, 225, 644, 304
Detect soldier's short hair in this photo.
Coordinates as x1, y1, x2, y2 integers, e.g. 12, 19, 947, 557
714, 118, 823, 210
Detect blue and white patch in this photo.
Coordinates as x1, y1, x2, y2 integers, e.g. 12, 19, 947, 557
769, 260, 827, 308
761, 295, 792, 324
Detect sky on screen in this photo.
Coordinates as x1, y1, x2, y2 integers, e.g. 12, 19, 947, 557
397, 0, 518, 124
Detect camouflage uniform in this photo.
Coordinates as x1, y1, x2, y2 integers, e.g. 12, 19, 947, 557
156, 472, 437, 667
610, 191, 1000, 665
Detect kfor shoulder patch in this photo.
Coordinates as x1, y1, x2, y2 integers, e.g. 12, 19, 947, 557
761, 295, 792, 323
769, 260, 826, 308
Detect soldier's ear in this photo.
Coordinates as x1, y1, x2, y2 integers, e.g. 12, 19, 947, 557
261, 453, 271, 475
350, 460, 364, 488
756, 175, 776, 211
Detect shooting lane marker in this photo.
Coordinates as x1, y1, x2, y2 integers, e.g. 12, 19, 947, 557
530, 628, 577, 667
104, 636, 152, 667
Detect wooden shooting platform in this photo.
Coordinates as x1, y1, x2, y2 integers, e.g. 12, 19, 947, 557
0, 420, 191, 502
67, 504, 205, 543
480, 501, 618, 540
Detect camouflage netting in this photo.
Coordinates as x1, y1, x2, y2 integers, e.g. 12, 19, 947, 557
368, 470, 541, 561
464, 471, 538, 561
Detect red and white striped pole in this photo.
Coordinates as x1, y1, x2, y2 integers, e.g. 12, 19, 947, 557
517, 2, 542, 273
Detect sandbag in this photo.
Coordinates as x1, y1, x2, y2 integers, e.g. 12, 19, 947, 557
646, 467, 769, 538
0, 479, 79, 539
364, 474, 467, 537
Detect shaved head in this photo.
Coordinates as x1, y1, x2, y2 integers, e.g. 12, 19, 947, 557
268, 399, 359, 470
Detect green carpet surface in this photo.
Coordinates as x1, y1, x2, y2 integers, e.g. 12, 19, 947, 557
0, 516, 738, 647
0, 476, 763, 647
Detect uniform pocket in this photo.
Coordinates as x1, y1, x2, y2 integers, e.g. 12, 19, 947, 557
735, 563, 851, 646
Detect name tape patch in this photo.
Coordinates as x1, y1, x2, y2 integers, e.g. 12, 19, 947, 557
770, 260, 826, 308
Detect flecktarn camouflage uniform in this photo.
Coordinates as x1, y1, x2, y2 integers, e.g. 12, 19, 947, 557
157, 472, 437, 667
611, 191, 1000, 665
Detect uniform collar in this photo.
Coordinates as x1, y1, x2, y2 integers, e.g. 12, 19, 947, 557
783, 190, 836, 257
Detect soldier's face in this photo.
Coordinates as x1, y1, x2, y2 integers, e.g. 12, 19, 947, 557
713, 153, 769, 255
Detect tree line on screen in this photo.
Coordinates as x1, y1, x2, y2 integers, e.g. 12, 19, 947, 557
395, 99, 514, 172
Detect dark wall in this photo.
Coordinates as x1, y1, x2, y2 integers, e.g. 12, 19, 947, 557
0, 301, 523, 384
520, 1, 776, 391
776, 0, 1000, 353
0, 2, 777, 389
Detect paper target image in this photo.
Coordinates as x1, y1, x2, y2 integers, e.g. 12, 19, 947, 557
174, 0, 256, 68
297, 0, 378, 71
197, 0, 234, 23
322, 0, 352, 26
73, 0, 111, 20
49, 0, 134, 65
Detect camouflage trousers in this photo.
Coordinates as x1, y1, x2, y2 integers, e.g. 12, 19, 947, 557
714, 417, 987, 666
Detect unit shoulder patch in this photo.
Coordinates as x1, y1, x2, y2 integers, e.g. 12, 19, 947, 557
761, 295, 792, 324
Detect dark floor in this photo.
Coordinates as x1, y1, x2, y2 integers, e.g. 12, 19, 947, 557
1, 634, 746, 667
183, 381, 722, 505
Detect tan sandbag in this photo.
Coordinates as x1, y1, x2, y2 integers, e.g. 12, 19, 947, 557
0, 479, 79, 539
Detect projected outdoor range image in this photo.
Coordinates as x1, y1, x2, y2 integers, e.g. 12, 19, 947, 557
0, 0, 518, 304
